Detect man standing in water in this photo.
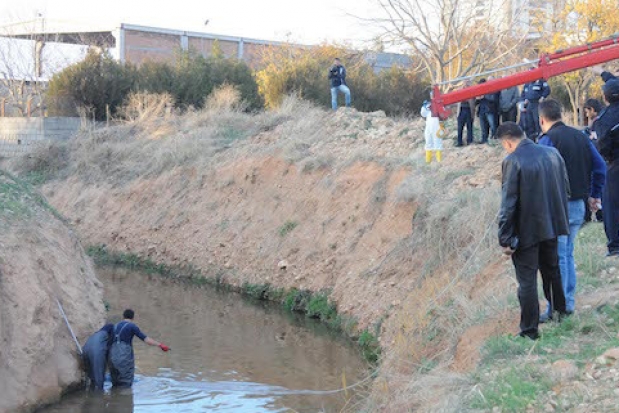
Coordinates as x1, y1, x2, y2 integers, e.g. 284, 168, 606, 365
109, 309, 170, 387
82, 323, 114, 390
496, 122, 569, 340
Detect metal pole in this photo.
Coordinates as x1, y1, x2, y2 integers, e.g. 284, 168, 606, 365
436, 60, 538, 86
56, 298, 83, 356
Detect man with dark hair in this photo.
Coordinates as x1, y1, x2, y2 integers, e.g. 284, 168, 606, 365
108, 309, 170, 387
82, 323, 114, 390
328, 57, 351, 110
497, 121, 569, 339
538, 99, 606, 321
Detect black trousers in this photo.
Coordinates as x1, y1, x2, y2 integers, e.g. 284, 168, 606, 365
501, 107, 517, 123
603, 163, 619, 254
457, 107, 474, 145
511, 238, 566, 338
524, 101, 541, 140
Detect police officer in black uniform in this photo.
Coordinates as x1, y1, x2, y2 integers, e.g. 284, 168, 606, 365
521, 79, 551, 140
593, 70, 619, 256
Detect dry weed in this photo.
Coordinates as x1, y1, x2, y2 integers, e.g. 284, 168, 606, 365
204, 84, 243, 111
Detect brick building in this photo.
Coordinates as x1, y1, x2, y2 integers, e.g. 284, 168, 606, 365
1, 19, 411, 72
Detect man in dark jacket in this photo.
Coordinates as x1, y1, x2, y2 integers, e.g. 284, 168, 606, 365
456, 82, 476, 147
521, 79, 551, 140
538, 99, 606, 320
82, 323, 114, 390
591, 67, 619, 256
477, 78, 499, 143
500, 86, 520, 123
497, 122, 569, 340
328, 58, 351, 110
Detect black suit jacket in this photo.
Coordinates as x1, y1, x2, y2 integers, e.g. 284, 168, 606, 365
498, 139, 570, 249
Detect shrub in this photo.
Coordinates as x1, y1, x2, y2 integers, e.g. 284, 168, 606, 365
136, 51, 262, 111
47, 50, 136, 120
48, 50, 262, 119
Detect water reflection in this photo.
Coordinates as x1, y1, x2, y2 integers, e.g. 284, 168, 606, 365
38, 267, 367, 412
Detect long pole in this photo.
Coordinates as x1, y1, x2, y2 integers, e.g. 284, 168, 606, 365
56, 298, 83, 356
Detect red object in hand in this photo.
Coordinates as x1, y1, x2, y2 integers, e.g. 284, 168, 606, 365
159, 343, 170, 352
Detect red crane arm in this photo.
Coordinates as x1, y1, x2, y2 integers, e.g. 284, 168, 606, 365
431, 35, 619, 120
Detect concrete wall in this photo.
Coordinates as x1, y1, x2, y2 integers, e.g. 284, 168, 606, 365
0, 117, 81, 157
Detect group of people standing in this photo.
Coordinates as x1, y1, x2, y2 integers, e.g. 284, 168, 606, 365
498, 67, 619, 339
457, 77, 551, 146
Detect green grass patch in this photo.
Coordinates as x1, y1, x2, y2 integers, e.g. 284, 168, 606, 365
471, 365, 553, 412
0, 169, 63, 221
474, 304, 619, 411
307, 292, 337, 322
575, 223, 610, 290
481, 335, 532, 363
241, 282, 284, 301
358, 329, 381, 363
86, 244, 214, 287
278, 220, 298, 237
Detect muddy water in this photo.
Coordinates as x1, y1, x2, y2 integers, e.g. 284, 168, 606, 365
39, 267, 368, 413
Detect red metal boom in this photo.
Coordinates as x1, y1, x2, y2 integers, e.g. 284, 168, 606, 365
431, 35, 619, 120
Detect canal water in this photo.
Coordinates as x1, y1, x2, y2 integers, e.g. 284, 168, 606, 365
39, 267, 368, 412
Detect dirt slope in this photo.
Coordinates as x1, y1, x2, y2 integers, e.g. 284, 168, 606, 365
0, 173, 104, 413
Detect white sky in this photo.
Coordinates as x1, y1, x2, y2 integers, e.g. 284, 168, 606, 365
0, 0, 389, 48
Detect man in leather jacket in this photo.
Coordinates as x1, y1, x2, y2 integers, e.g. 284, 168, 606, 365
497, 122, 569, 339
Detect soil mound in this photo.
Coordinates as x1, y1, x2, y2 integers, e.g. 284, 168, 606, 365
0, 172, 104, 413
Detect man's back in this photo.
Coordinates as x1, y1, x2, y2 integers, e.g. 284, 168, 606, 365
500, 139, 569, 248
540, 122, 592, 200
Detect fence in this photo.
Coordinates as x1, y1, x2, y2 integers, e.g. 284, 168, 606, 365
0, 117, 82, 157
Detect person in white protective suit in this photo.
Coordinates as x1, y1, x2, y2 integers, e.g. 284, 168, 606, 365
420, 100, 444, 163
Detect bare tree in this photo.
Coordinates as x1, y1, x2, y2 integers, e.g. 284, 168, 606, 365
0, 35, 47, 116
0, 18, 93, 117
372, 0, 531, 90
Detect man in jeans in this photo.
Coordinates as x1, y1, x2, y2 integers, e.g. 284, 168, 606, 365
538, 99, 606, 321
477, 78, 499, 143
328, 58, 351, 110
497, 122, 569, 339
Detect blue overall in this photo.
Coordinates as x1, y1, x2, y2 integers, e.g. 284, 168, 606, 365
108, 322, 145, 387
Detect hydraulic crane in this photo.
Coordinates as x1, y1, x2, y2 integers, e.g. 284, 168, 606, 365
430, 35, 619, 120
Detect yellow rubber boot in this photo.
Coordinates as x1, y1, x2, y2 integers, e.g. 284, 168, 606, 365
435, 150, 442, 162
425, 150, 432, 164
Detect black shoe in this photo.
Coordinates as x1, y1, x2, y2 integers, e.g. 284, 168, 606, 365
517, 331, 539, 340
456, 143, 464, 147
606, 251, 619, 257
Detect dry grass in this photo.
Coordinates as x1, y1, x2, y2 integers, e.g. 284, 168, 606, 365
12, 94, 329, 185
